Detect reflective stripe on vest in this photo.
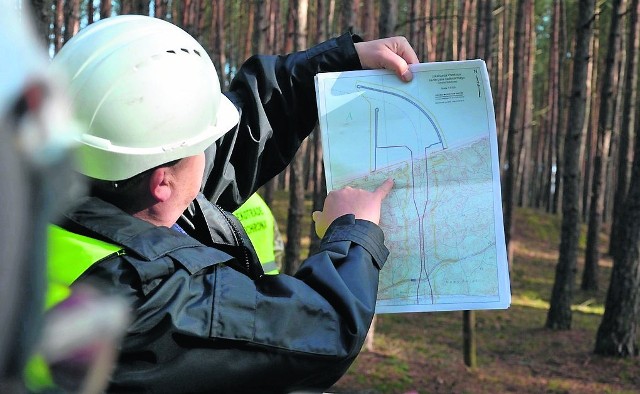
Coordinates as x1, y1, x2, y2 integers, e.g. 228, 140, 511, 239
25, 225, 123, 392
233, 194, 278, 274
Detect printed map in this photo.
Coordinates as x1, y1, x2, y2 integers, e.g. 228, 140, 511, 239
315, 60, 510, 313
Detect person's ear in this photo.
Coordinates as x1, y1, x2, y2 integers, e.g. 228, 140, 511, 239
149, 167, 172, 202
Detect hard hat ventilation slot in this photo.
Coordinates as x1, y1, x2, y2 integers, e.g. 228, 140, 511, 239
164, 49, 201, 57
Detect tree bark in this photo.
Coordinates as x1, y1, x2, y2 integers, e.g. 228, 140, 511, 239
609, 0, 640, 257
378, 0, 397, 38
252, 0, 266, 53
516, 0, 534, 208
340, 0, 354, 32
309, 0, 328, 255
583, 0, 624, 292
62, 0, 80, 44
53, 0, 64, 53
499, 1, 515, 177
408, 0, 420, 48
542, 0, 562, 212
283, 0, 307, 275
361, 0, 375, 40
580, 15, 600, 221
503, 0, 526, 249
100, 0, 112, 19
29, 0, 51, 45
482, 0, 494, 70
594, 0, 640, 349
546, 0, 596, 330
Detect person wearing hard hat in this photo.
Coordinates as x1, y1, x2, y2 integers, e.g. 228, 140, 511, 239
233, 193, 283, 275
48, 15, 417, 393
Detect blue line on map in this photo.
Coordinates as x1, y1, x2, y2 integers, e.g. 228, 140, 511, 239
373, 104, 435, 304
356, 83, 445, 150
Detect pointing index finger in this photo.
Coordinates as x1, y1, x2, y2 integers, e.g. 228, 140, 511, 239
374, 178, 395, 200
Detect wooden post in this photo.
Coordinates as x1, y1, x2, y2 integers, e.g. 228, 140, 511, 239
463, 310, 477, 368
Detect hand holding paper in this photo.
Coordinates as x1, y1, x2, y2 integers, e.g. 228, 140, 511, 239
354, 37, 419, 82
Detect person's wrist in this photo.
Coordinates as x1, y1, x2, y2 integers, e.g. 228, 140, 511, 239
335, 31, 363, 70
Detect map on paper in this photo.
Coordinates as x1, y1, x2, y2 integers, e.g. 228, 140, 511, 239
315, 60, 510, 313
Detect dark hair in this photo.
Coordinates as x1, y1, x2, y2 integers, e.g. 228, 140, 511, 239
89, 159, 181, 214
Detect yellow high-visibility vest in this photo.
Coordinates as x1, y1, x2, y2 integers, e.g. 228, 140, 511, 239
46, 225, 123, 308
233, 194, 280, 275
25, 225, 123, 392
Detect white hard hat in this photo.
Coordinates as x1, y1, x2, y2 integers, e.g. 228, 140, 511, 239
51, 15, 240, 181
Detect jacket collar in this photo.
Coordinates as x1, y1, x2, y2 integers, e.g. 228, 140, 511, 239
62, 196, 209, 261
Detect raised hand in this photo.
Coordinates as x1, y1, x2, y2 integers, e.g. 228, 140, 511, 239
354, 37, 419, 82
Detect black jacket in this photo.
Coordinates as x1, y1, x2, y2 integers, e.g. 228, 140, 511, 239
58, 33, 389, 393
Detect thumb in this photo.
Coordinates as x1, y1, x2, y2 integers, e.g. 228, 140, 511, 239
384, 38, 419, 82
381, 53, 412, 82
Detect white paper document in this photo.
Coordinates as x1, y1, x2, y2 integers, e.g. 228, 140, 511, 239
315, 60, 510, 313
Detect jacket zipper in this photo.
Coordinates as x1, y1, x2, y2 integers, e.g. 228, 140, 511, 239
214, 204, 251, 273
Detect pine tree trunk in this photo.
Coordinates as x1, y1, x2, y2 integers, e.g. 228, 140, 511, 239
483, 0, 494, 70
499, 1, 515, 176
154, 0, 168, 19
594, 7, 640, 347
29, 0, 50, 45
378, 0, 397, 38
283, 0, 308, 274
243, 1, 255, 60
494, 3, 505, 157
262, 0, 281, 206
609, 0, 640, 257
583, 0, 624, 291
309, 1, 328, 255
100, 0, 112, 19
132, 0, 150, 16
543, 0, 561, 212
341, 0, 354, 32
546, 0, 596, 330
284, 147, 305, 275
252, 0, 266, 53
422, 0, 434, 62
580, 18, 600, 221
550, 1, 569, 215
120, 0, 128, 15
517, 0, 535, 208
53, 0, 64, 53
408, 0, 420, 49
362, 0, 375, 40
503, 0, 526, 249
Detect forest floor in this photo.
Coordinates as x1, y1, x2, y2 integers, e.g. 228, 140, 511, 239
328, 208, 639, 394
269, 194, 640, 394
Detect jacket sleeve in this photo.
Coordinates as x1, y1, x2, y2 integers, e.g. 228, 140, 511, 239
201, 33, 363, 211
109, 215, 388, 394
